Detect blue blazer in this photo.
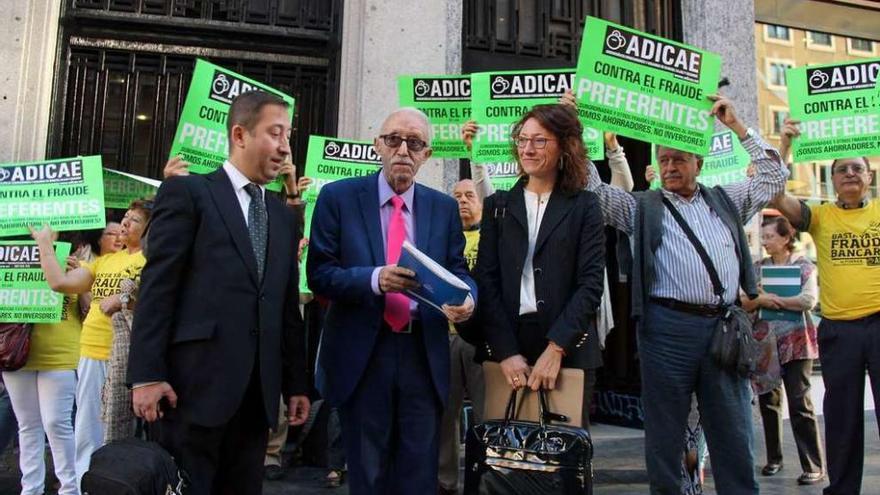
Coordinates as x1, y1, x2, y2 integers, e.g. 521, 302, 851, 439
307, 173, 477, 407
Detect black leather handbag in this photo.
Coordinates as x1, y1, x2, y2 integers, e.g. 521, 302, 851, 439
464, 389, 593, 494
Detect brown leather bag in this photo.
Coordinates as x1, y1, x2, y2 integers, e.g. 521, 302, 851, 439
0, 323, 33, 371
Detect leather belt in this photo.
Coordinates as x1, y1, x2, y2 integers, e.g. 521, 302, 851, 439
649, 297, 726, 318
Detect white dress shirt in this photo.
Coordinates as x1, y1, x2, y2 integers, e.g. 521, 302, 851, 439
519, 189, 551, 315
222, 161, 265, 226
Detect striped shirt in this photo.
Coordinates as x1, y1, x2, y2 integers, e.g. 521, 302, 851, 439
586, 130, 788, 305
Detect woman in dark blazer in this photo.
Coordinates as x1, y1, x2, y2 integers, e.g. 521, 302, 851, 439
474, 103, 606, 427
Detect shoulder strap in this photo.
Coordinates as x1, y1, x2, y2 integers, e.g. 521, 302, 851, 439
661, 197, 724, 301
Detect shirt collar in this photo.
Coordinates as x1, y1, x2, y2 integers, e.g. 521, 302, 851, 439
377, 172, 414, 212
661, 186, 701, 204
835, 197, 869, 209
223, 161, 264, 196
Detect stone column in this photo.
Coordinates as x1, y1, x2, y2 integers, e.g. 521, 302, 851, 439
681, 0, 759, 130
0, 0, 63, 163
337, 0, 462, 192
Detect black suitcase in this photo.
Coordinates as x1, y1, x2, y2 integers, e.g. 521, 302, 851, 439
81, 437, 186, 495
464, 389, 593, 494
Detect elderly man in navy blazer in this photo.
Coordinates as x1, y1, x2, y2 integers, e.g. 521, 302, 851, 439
307, 108, 476, 494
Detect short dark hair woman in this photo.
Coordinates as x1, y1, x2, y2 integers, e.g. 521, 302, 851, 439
474, 103, 606, 427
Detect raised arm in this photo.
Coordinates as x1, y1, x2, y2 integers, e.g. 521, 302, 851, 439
29, 225, 94, 294
605, 133, 634, 192
585, 160, 637, 235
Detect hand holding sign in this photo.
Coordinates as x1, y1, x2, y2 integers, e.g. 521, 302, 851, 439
163, 156, 190, 179
708, 94, 748, 139
461, 120, 478, 152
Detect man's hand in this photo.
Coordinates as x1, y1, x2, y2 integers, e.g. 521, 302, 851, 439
99, 294, 122, 316
604, 132, 620, 152
708, 94, 747, 139
287, 395, 310, 426
558, 89, 577, 109
528, 342, 564, 391
163, 156, 190, 179
779, 117, 800, 161
378, 265, 418, 293
132, 382, 178, 422
500, 354, 530, 390
441, 295, 474, 324
461, 120, 478, 152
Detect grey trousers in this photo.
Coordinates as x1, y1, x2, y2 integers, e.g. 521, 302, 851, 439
438, 334, 485, 491
758, 358, 824, 474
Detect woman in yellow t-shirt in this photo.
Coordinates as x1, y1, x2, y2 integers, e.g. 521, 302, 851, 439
2, 232, 88, 495
30, 199, 152, 485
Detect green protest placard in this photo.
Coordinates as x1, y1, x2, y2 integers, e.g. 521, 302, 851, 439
0, 241, 71, 323
574, 16, 721, 155
398, 75, 472, 158
470, 68, 604, 164
483, 162, 521, 191
786, 59, 880, 162
0, 156, 106, 237
300, 136, 383, 293
102, 169, 160, 209
648, 130, 751, 189
169, 59, 295, 192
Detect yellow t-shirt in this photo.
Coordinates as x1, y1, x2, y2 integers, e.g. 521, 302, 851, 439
23, 294, 81, 370
463, 229, 480, 272
80, 250, 146, 360
808, 198, 880, 320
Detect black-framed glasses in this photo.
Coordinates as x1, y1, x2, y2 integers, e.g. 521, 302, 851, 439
514, 136, 555, 149
379, 134, 428, 152
832, 162, 867, 175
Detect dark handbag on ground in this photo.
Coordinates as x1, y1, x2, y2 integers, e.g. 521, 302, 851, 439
81, 437, 186, 494
0, 323, 32, 371
464, 388, 593, 494
662, 198, 760, 377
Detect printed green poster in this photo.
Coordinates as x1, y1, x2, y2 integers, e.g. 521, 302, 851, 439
169, 59, 295, 192
0, 156, 106, 237
102, 169, 160, 209
484, 162, 521, 192
648, 130, 751, 189
398, 75, 472, 158
470, 69, 604, 164
786, 59, 880, 162
574, 16, 721, 155
0, 241, 71, 323
300, 136, 383, 293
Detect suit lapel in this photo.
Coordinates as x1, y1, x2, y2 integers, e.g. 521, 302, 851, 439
414, 184, 433, 252
264, 196, 288, 288
534, 190, 575, 256
207, 169, 259, 286
506, 181, 528, 234
358, 174, 385, 265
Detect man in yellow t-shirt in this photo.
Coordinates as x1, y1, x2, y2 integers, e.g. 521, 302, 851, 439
776, 148, 880, 491
438, 179, 485, 494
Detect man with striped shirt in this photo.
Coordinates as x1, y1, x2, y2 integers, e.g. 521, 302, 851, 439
585, 95, 788, 494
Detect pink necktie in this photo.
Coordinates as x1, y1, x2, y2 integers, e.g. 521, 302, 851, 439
384, 196, 410, 332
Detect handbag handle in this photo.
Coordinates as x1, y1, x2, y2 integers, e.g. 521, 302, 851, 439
503, 388, 570, 426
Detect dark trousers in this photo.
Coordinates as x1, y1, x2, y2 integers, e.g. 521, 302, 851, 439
158, 369, 269, 495
639, 303, 758, 495
340, 326, 442, 495
759, 358, 824, 473
819, 314, 880, 495
439, 334, 485, 491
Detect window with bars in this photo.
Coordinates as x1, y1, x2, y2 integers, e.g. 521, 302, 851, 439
50, 0, 340, 180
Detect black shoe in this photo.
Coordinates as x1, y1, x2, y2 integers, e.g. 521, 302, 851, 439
761, 463, 783, 476
264, 465, 286, 481
797, 472, 825, 485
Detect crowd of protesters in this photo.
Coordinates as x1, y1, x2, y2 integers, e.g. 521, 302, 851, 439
0, 78, 875, 495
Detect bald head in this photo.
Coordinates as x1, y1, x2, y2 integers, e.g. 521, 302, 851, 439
380, 107, 433, 143
374, 107, 434, 194
452, 179, 482, 228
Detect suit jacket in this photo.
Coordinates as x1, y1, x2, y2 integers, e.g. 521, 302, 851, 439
306, 173, 477, 407
474, 179, 606, 370
128, 169, 307, 428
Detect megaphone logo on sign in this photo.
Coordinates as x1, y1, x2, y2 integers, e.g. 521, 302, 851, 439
605, 30, 627, 51
212, 74, 231, 96
324, 141, 341, 157
808, 70, 830, 90
491, 77, 510, 94
414, 80, 430, 97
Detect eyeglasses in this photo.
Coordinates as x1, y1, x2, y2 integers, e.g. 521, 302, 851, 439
832, 162, 868, 175
379, 134, 428, 152
514, 136, 555, 149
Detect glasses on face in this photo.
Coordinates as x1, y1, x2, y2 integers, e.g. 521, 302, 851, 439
514, 136, 555, 150
832, 162, 867, 175
379, 134, 428, 152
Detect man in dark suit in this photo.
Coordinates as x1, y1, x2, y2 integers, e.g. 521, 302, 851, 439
128, 91, 310, 495
307, 108, 476, 494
